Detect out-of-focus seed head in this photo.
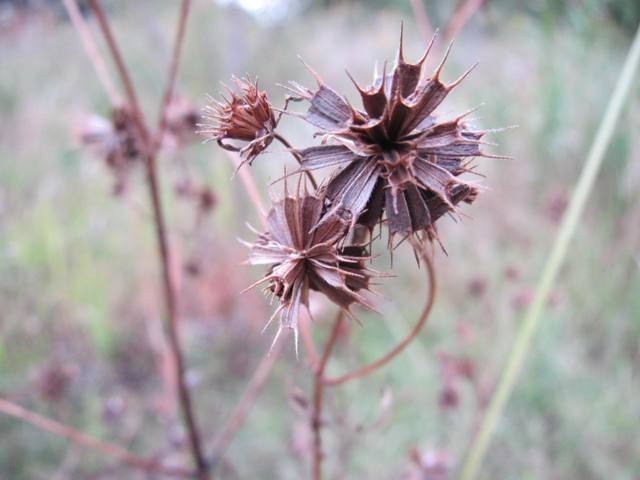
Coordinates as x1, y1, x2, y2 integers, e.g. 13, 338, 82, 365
200, 76, 276, 164
162, 95, 200, 149
245, 193, 376, 354
286, 28, 499, 249
74, 106, 142, 194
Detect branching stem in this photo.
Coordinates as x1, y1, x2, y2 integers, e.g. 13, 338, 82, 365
0, 398, 193, 478
323, 243, 436, 386
309, 242, 436, 479
87, 2, 209, 478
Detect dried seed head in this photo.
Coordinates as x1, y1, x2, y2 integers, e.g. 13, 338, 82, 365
245, 194, 375, 353
200, 76, 276, 164
162, 95, 200, 149
74, 106, 142, 194
289, 30, 493, 247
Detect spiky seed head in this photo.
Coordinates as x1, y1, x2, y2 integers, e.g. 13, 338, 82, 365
290, 30, 490, 248
200, 76, 276, 164
245, 194, 376, 352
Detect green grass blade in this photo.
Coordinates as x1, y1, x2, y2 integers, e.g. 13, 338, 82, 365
459, 22, 640, 480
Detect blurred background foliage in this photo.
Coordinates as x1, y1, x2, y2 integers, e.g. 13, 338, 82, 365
0, 0, 639, 479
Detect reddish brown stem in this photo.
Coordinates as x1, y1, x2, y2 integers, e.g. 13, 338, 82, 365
0, 398, 193, 478
323, 243, 436, 386
88, 0, 145, 133
155, 0, 192, 152
311, 310, 345, 480
272, 133, 319, 190
144, 147, 209, 479
87, 2, 209, 477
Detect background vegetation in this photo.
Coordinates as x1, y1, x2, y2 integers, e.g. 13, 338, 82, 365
0, 0, 639, 478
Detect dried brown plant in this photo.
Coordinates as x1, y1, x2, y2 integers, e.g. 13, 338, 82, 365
285, 29, 491, 246
200, 76, 277, 165
245, 192, 376, 353
0, 1, 509, 478
203, 26, 498, 480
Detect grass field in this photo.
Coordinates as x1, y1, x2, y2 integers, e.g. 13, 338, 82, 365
0, 1, 639, 478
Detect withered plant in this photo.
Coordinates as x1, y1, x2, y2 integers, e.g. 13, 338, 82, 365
0, 3, 504, 480
201, 26, 498, 480
3, 2, 635, 479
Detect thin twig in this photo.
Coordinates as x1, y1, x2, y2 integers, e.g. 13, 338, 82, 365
87, 0, 146, 133
155, 0, 192, 152
272, 133, 319, 190
209, 330, 289, 464
0, 398, 193, 478
459, 22, 640, 480
323, 243, 436, 386
312, 310, 346, 480
443, 0, 487, 41
62, 0, 121, 106
87, 2, 209, 477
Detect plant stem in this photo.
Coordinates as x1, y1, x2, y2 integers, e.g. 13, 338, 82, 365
323, 242, 436, 386
88, 0, 144, 129
144, 149, 209, 479
87, 2, 209, 477
155, 0, 192, 152
311, 310, 345, 480
0, 398, 193, 478
459, 22, 640, 480
272, 133, 319, 190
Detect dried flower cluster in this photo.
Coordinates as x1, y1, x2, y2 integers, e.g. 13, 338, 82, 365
77, 98, 201, 194
75, 106, 141, 194
245, 193, 375, 351
162, 96, 200, 150
200, 76, 277, 164
288, 35, 487, 244
205, 30, 498, 347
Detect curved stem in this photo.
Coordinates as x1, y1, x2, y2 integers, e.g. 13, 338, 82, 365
272, 133, 319, 190
312, 310, 345, 480
0, 398, 193, 478
323, 243, 436, 386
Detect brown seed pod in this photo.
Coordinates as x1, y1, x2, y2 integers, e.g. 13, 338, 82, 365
74, 106, 142, 194
286, 29, 497, 246
200, 76, 276, 165
244, 193, 376, 353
